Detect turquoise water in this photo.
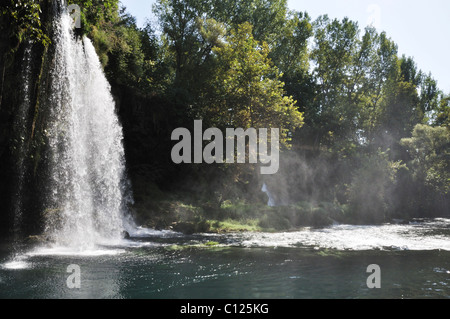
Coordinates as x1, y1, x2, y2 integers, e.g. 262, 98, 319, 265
1, 219, 449, 299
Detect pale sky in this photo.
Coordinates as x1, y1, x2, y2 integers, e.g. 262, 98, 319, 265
119, 0, 450, 94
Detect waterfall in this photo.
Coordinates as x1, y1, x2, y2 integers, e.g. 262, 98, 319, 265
43, 8, 133, 249
261, 183, 276, 207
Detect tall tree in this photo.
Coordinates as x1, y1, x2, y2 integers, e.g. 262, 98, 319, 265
154, 0, 213, 83
271, 11, 314, 117
309, 16, 360, 149
210, 0, 289, 45
400, 124, 450, 214
204, 22, 303, 147
153, 0, 226, 113
434, 94, 450, 127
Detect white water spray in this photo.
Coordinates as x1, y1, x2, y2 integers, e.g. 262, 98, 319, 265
44, 10, 132, 249
261, 183, 276, 207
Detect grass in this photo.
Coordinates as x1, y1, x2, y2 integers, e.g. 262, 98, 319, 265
165, 241, 226, 251
206, 218, 263, 233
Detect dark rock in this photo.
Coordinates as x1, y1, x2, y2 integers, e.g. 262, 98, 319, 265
26, 235, 45, 243
172, 221, 210, 235
173, 222, 196, 235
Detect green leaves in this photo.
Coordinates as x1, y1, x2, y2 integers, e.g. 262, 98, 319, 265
434, 95, 450, 127
206, 22, 303, 147
347, 150, 404, 223
401, 124, 450, 194
67, 0, 120, 34
2, 0, 50, 48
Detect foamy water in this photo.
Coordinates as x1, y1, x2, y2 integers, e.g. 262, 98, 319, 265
2, 219, 450, 271
0, 227, 179, 269
26, 246, 126, 257
233, 219, 450, 251
128, 226, 183, 238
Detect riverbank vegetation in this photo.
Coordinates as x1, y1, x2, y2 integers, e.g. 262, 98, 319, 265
0, 0, 448, 237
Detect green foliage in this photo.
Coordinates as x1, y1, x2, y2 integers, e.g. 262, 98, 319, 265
207, 22, 304, 147
67, 0, 119, 34
401, 124, 450, 195
269, 12, 314, 129
346, 150, 404, 224
1, 0, 51, 51
376, 80, 422, 144
153, 0, 222, 86
136, 2, 448, 223
209, 0, 289, 44
434, 95, 450, 127
308, 16, 372, 149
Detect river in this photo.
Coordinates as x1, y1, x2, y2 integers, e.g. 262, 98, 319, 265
0, 218, 449, 299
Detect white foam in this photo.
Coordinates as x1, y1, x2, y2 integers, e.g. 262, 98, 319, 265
27, 245, 126, 257
234, 220, 450, 251
128, 226, 182, 238
1, 259, 30, 270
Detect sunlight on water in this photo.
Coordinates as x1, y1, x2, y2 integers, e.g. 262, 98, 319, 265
1, 259, 30, 270
0, 227, 178, 268
27, 246, 126, 257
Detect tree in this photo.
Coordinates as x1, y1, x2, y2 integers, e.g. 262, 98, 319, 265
210, 0, 289, 45
347, 150, 404, 224
376, 80, 421, 148
271, 11, 314, 122
67, 0, 120, 35
204, 22, 303, 147
0, 0, 50, 48
307, 16, 361, 150
356, 29, 399, 145
0, 0, 50, 108
400, 124, 450, 196
434, 94, 450, 127
153, 0, 216, 85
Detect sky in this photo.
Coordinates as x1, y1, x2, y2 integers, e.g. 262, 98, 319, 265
119, 0, 450, 94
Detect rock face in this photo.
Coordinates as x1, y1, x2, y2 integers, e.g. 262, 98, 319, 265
0, 0, 55, 241
26, 235, 48, 244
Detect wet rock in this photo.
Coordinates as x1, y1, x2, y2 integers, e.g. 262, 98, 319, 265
172, 221, 210, 235
173, 222, 196, 235
25, 235, 50, 244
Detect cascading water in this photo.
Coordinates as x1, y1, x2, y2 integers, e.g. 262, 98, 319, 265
261, 183, 276, 207
43, 6, 133, 249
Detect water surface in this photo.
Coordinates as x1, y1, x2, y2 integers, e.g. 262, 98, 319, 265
1, 219, 449, 299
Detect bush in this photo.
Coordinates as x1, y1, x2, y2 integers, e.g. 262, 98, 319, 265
258, 212, 291, 231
